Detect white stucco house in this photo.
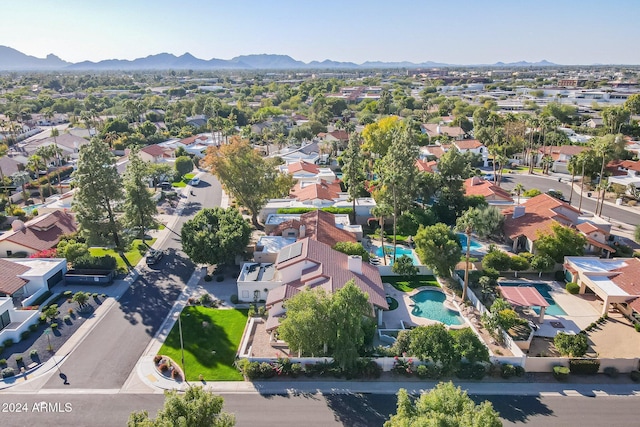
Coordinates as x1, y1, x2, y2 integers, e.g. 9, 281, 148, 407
0, 258, 67, 307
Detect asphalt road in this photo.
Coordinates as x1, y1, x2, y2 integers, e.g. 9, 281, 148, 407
0, 393, 638, 427
499, 173, 640, 226
41, 173, 222, 389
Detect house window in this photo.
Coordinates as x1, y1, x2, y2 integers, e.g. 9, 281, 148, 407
6, 251, 11, 257
47, 270, 64, 289
242, 290, 250, 299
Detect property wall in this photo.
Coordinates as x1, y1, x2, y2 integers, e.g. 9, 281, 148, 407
376, 266, 433, 276
21, 287, 49, 307
525, 357, 639, 373
0, 310, 40, 344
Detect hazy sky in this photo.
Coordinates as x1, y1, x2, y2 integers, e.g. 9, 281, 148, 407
3, 0, 639, 65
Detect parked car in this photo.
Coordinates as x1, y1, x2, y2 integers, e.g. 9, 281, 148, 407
146, 249, 164, 265
159, 181, 172, 190
190, 177, 200, 186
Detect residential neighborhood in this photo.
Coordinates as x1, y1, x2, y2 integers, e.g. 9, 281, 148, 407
2, 37, 640, 427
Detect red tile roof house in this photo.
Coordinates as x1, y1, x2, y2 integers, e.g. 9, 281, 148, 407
502, 193, 613, 256
536, 145, 588, 173
420, 123, 466, 141
268, 210, 360, 246
279, 160, 338, 183
289, 179, 343, 205
564, 256, 640, 316
0, 210, 77, 257
237, 238, 388, 337
416, 159, 438, 173
464, 177, 513, 207
139, 144, 175, 164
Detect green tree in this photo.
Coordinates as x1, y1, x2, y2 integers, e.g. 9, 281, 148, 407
203, 136, 295, 228
535, 223, 586, 263
329, 280, 373, 371
601, 106, 629, 134
386, 384, 502, 427
392, 255, 419, 282
482, 250, 512, 272
530, 253, 556, 278
56, 239, 89, 264
11, 170, 31, 202
72, 138, 125, 248
414, 223, 462, 278
123, 148, 157, 240
554, 332, 588, 357
278, 288, 331, 357
147, 163, 174, 187
361, 116, 403, 157
452, 328, 490, 364
513, 183, 525, 205
624, 93, 640, 115
26, 154, 46, 203
408, 324, 458, 372
181, 207, 251, 265
509, 255, 530, 277
42, 304, 59, 322
341, 134, 366, 224
128, 386, 235, 427
174, 155, 193, 178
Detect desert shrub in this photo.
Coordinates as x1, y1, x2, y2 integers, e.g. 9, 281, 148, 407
630, 370, 640, 382
392, 357, 415, 376
553, 365, 570, 381
500, 363, 517, 379
566, 282, 580, 294
50, 323, 58, 330
230, 294, 239, 304
259, 362, 275, 378
20, 330, 30, 340
290, 363, 303, 378
203, 274, 212, 282
554, 332, 588, 357
2, 367, 16, 378
29, 324, 38, 332
158, 363, 169, 373
171, 368, 181, 380
243, 361, 263, 380
258, 306, 266, 317
635, 323, 640, 332
29, 349, 38, 358
63, 315, 71, 323
0, 359, 6, 367
248, 304, 256, 317
199, 293, 213, 306
153, 355, 163, 364
603, 366, 619, 378
569, 359, 600, 375
456, 362, 487, 380
63, 290, 72, 297
15, 355, 23, 364
3, 338, 14, 347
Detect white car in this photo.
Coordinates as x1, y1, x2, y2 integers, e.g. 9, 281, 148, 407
190, 177, 200, 186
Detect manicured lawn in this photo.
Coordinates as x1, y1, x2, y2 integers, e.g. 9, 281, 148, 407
89, 238, 156, 272
159, 307, 248, 381
382, 275, 439, 292
172, 173, 196, 187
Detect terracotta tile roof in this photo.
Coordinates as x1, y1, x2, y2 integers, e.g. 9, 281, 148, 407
140, 144, 167, 157
502, 194, 580, 241
421, 123, 465, 138
179, 135, 209, 146
0, 258, 30, 295
0, 211, 77, 252
454, 139, 483, 150
274, 238, 387, 310
271, 210, 356, 247
327, 130, 349, 141
421, 145, 446, 159
538, 145, 588, 161
608, 258, 640, 310
585, 236, 615, 253
287, 160, 320, 175
290, 179, 342, 202
576, 222, 608, 236
464, 177, 513, 202
416, 159, 438, 173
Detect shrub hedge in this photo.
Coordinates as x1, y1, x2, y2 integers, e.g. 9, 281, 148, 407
553, 365, 570, 381
565, 282, 580, 294
569, 359, 600, 375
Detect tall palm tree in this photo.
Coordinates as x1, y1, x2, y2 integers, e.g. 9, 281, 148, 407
371, 203, 392, 266
593, 136, 615, 216
514, 183, 525, 205
454, 208, 483, 302
11, 171, 31, 203
567, 154, 581, 204
26, 155, 46, 203
35, 146, 54, 197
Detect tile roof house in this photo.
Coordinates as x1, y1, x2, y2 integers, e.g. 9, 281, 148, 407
420, 123, 466, 140
607, 159, 640, 190
420, 145, 448, 159
139, 144, 175, 163
289, 179, 343, 204
0, 257, 66, 306
269, 210, 360, 247
416, 159, 438, 173
0, 210, 77, 257
464, 177, 513, 204
564, 257, 640, 315
237, 238, 388, 332
537, 145, 588, 173
280, 160, 337, 183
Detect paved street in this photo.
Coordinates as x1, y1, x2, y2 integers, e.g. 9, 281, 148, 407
500, 173, 640, 226
39, 173, 222, 389
0, 392, 638, 427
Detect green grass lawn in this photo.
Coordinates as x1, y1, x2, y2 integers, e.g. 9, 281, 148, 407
172, 173, 197, 187
159, 307, 248, 381
89, 238, 156, 272
381, 275, 440, 293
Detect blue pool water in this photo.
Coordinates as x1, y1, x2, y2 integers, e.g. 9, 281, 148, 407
22, 204, 44, 214
375, 245, 419, 265
456, 233, 484, 252
410, 290, 465, 326
499, 282, 567, 316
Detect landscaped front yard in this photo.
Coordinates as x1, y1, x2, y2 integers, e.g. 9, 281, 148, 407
89, 238, 156, 272
171, 172, 196, 188
381, 275, 439, 292
158, 307, 248, 381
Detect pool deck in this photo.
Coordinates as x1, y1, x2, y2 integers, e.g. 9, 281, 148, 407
381, 283, 469, 331
500, 279, 600, 338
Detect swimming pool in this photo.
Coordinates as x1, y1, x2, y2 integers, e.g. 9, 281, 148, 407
499, 282, 567, 316
22, 203, 44, 214
456, 233, 484, 252
410, 289, 465, 326
375, 245, 419, 265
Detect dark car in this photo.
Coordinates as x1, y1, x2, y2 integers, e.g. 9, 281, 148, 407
146, 249, 164, 265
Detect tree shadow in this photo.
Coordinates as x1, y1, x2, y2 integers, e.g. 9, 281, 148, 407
324, 393, 396, 427
474, 395, 554, 423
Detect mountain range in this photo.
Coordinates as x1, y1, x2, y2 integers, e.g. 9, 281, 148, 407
0, 46, 559, 71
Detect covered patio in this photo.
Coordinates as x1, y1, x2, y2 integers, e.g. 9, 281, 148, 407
498, 285, 549, 323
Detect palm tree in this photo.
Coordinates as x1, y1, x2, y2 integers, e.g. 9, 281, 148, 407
26, 155, 46, 203
592, 136, 615, 216
541, 155, 554, 175
514, 183, 525, 205
455, 208, 483, 302
11, 171, 31, 203
371, 203, 392, 266
35, 146, 54, 197
567, 154, 581, 204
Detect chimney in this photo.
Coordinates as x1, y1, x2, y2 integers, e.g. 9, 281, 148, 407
436, 124, 441, 134
299, 224, 306, 238
11, 220, 26, 232
512, 205, 526, 219
348, 255, 362, 275
472, 176, 482, 185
